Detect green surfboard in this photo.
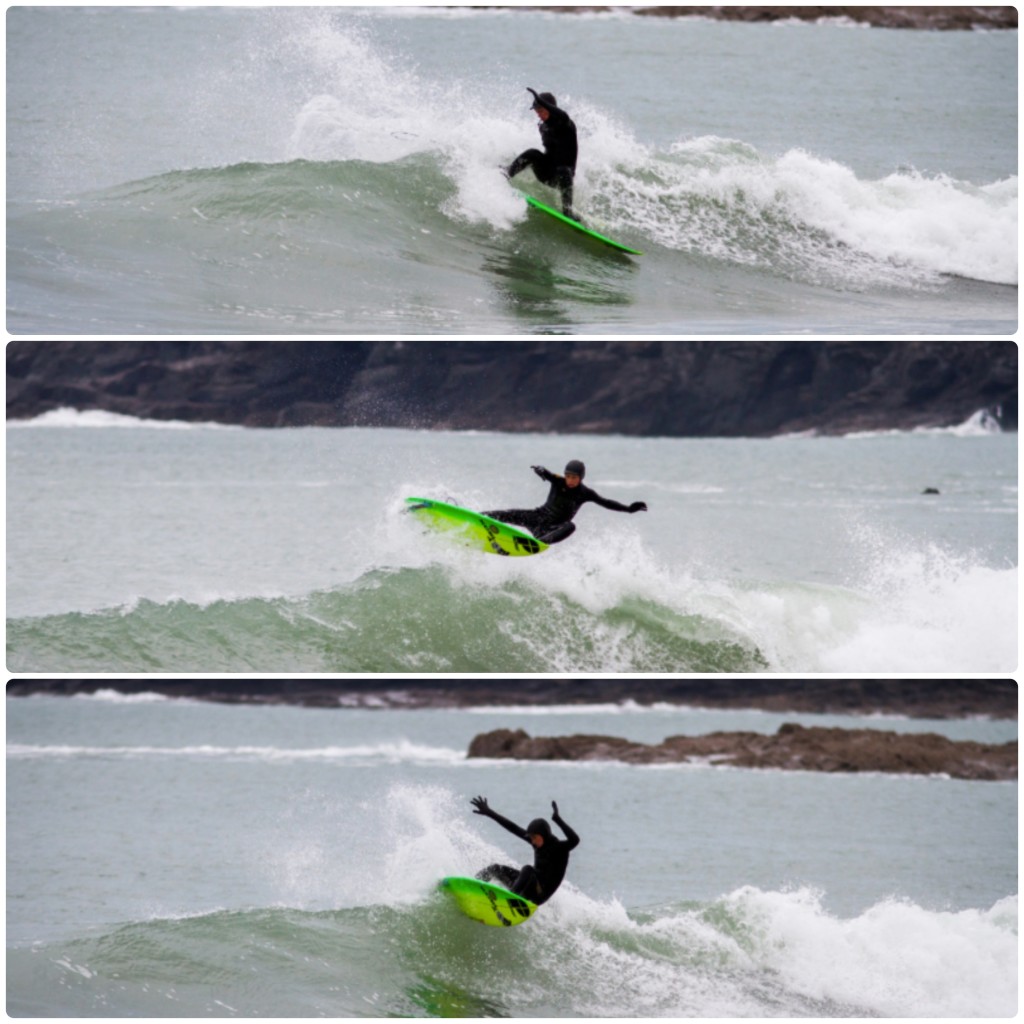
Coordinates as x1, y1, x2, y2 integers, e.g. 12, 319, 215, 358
405, 497, 549, 557
524, 194, 643, 256
439, 876, 538, 927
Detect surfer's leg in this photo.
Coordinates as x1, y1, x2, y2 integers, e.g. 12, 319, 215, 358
477, 864, 519, 888
483, 509, 541, 532
554, 166, 579, 221
510, 865, 545, 903
537, 521, 576, 545
507, 149, 544, 179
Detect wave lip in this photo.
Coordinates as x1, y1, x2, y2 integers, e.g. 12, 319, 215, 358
659, 138, 1017, 287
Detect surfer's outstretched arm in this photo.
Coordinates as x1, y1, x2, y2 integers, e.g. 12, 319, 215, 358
551, 800, 580, 850
531, 464, 556, 482
589, 490, 648, 514
471, 795, 529, 841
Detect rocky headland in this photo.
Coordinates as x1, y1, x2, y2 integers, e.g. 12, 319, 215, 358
5, 340, 1017, 438
466, 723, 1018, 781
498, 7, 1018, 31
8, 680, 1018, 719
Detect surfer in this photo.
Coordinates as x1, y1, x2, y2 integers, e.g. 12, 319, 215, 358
484, 460, 647, 545
506, 87, 579, 220
471, 795, 579, 906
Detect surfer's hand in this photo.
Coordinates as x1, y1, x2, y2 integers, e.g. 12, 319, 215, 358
531, 465, 548, 478
551, 800, 560, 819
629, 501, 648, 513
471, 795, 492, 817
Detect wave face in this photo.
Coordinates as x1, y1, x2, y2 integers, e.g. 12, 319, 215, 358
9, 156, 1016, 332
4, 565, 769, 673
16, 148, 1018, 283
6, 559, 1017, 674
7, 889, 1016, 1017
6, 6, 1017, 333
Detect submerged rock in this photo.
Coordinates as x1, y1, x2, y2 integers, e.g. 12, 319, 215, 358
467, 722, 1018, 781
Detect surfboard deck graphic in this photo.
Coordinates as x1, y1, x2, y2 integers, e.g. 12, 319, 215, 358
405, 497, 549, 557
524, 194, 643, 255
439, 876, 538, 927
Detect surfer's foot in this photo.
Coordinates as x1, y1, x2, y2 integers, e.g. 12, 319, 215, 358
499, 165, 511, 180
564, 208, 584, 225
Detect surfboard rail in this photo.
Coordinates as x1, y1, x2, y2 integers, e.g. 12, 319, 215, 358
523, 194, 644, 256
439, 876, 538, 927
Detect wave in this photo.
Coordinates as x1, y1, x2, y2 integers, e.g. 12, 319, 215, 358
5, 407, 231, 430
640, 137, 1016, 286
7, 543, 1017, 673
7, 740, 464, 766
13, 144, 1015, 305
841, 407, 1008, 439
3, 563, 769, 673
7, 887, 1016, 1017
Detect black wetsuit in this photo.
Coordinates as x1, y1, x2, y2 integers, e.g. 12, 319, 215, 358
507, 89, 578, 217
476, 807, 579, 906
485, 466, 645, 544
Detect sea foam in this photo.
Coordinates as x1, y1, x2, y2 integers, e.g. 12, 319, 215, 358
718, 886, 1018, 1018
8, 407, 222, 429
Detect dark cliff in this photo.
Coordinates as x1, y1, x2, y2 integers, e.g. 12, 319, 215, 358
504, 7, 1018, 31
631, 7, 1017, 31
7, 680, 1018, 719
5, 340, 1017, 437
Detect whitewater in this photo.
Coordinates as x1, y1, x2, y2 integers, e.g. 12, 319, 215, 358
7, 694, 1017, 1017
6, 412, 1017, 673
6, 6, 1017, 334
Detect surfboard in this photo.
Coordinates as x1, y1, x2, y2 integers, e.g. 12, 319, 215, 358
439, 876, 538, 927
524, 194, 643, 256
405, 497, 549, 557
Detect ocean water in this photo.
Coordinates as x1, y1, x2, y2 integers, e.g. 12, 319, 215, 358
5, 6, 1017, 334
5, 692, 1018, 1017
5, 410, 1017, 673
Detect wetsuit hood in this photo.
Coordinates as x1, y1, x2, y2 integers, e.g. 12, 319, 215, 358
564, 459, 586, 480
532, 91, 557, 109
526, 818, 552, 838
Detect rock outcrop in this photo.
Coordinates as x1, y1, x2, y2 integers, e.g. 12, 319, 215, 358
6, 341, 1017, 437
467, 723, 1018, 780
